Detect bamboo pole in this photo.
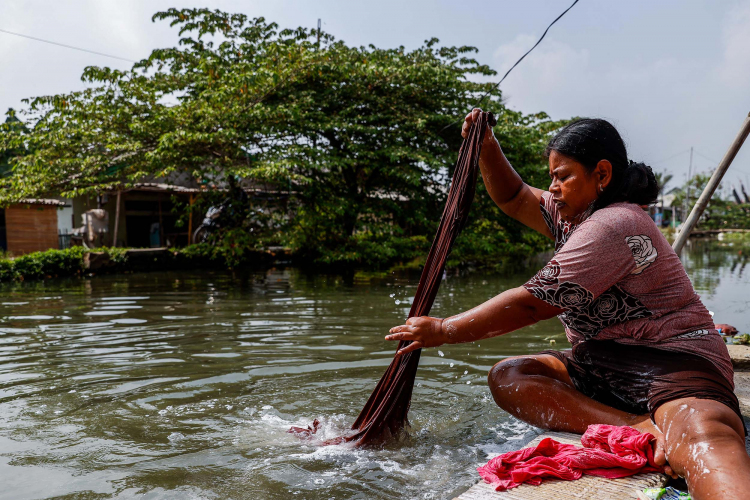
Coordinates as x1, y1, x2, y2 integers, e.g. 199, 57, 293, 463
112, 190, 121, 247
673, 112, 750, 255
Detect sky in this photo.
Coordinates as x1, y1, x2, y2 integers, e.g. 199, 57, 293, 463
1, 0, 750, 191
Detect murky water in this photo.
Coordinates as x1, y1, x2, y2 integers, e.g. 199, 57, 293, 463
0, 239, 747, 500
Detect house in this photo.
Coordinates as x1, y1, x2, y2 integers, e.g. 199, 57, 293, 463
0, 199, 65, 255
68, 177, 288, 248
71, 183, 200, 248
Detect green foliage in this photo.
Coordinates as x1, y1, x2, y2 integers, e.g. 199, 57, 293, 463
0, 247, 88, 281
177, 229, 267, 268
671, 174, 750, 230
0, 244, 273, 282
699, 203, 750, 230
0, 8, 564, 268
670, 174, 713, 212
0, 110, 26, 178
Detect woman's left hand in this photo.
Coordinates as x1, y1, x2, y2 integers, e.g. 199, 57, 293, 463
386, 316, 446, 356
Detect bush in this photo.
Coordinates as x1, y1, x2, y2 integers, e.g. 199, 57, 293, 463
0, 247, 122, 282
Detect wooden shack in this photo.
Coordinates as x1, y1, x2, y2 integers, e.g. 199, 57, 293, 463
0, 199, 64, 255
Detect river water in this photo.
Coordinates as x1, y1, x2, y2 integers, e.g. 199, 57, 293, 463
0, 239, 747, 500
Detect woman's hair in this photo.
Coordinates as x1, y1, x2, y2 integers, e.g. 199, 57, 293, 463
544, 118, 659, 209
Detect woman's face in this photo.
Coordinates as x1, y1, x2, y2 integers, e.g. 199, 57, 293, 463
548, 150, 611, 222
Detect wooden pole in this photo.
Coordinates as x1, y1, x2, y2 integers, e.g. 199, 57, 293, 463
112, 190, 121, 247
682, 147, 693, 224
188, 194, 194, 244
673, 112, 750, 254
158, 198, 165, 247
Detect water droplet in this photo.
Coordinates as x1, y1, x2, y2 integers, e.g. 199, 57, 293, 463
168, 432, 185, 442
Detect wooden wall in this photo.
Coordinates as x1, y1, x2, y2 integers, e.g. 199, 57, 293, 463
5, 204, 59, 255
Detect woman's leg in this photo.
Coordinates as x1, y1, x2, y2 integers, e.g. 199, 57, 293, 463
654, 397, 750, 500
488, 354, 649, 432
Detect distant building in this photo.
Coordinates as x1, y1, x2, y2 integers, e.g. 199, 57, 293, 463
66, 175, 286, 249
71, 183, 199, 248
0, 199, 64, 255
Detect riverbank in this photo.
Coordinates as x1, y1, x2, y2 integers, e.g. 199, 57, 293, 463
3, 228, 748, 284
0, 244, 553, 283
0, 245, 286, 282
660, 227, 750, 243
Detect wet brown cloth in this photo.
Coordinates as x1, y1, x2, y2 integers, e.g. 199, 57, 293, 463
345, 111, 497, 444
541, 340, 746, 434
290, 111, 497, 445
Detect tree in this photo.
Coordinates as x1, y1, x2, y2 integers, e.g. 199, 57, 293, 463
654, 170, 673, 207
669, 173, 750, 230
0, 9, 566, 267
0, 110, 27, 178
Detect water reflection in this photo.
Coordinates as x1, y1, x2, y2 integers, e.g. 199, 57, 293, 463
0, 240, 746, 499
682, 239, 750, 329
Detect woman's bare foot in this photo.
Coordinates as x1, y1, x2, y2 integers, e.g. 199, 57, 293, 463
630, 416, 677, 479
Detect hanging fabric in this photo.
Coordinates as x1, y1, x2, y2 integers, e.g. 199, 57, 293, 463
289, 111, 497, 445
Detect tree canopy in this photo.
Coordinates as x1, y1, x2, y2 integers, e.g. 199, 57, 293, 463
0, 8, 566, 267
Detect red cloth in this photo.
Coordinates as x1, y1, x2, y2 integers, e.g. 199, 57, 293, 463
477, 425, 663, 491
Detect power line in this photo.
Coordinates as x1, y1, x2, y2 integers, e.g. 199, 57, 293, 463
651, 148, 691, 166
474, 0, 581, 109
693, 149, 719, 165
0, 27, 136, 63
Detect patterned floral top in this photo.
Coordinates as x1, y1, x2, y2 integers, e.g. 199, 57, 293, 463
524, 192, 733, 383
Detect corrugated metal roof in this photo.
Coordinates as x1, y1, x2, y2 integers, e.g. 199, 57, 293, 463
16, 198, 66, 206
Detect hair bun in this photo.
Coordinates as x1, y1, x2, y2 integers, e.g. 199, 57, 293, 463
621, 161, 658, 205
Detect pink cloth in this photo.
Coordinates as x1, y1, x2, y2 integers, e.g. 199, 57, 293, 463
477, 425, 663, 491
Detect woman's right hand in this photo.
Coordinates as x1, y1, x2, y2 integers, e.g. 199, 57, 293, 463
386, 316, 447, 356
462, 108, 496, 147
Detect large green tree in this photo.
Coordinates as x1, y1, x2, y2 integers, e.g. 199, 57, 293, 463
0, 8, 565, 266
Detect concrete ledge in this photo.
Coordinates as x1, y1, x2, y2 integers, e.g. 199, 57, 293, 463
735, 371, 750, 417
83, 252, 112, 271
728, 344, 750, 370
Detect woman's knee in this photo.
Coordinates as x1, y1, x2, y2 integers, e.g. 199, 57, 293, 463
487, 357, 531, 409
488, 357, 546, 394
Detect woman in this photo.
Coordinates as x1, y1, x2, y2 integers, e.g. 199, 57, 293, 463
386, 110, 750, 499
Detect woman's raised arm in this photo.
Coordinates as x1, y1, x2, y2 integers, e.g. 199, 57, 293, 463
463, 109, 553, 239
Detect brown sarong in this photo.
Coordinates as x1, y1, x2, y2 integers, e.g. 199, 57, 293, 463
540, 340, 746, 434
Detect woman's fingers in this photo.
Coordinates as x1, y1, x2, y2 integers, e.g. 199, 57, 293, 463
388, 324, 411, 334
397, 341, 423, 356
385, 332, 415, 341
461, 110, 476, 138
461, 108, 485, 139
